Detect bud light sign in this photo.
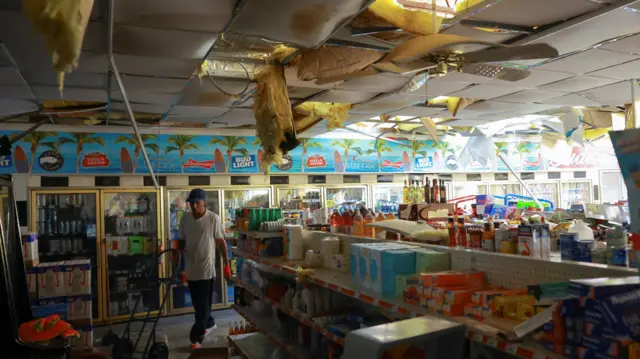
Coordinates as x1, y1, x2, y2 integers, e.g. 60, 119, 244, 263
0, 155, 11, 168
231, 155, 257, 173
414, 156, 433, 170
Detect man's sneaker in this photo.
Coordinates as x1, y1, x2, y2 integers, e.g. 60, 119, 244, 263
190, 342, 202, 350
205, 324, 218, 337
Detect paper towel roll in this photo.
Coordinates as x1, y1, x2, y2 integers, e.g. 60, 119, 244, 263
284, 224, 304, 260
321, 237, 341, 268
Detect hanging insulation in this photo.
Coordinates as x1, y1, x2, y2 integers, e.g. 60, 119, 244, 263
293, 102, 351, 132
447, 97, 476, 117
455, 0, 485, 13
368, 0, 443, 35
296, 46, 385, 81
22, 0, 94, 93
254, 65, 299, 172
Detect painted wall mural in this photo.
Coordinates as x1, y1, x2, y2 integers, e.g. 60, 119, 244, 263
0, 131, 619, 175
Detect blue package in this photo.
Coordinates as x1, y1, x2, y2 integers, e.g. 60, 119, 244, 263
31, 297, 67, 319
581, 336, 625, 357
380, 249, 416, 296
561, 298, 583, 317
544, 322, 554, 333
560, 233, 578, 260
601, 289, 640, 342
585, 299, 608, 326
575, 240, 595, 262
585, 322, 619, 342
569, 277, 640, 299
577, 346, 616, 359
565, 344, 577, 358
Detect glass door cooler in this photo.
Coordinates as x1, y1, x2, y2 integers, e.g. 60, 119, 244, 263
452, 183, 487, 199
275, 186, 322, 220
560, 180, 592, 209
30, 190, 100, 320
523, 181, 559, 209
222, 186, 272, 305
166, 188, 224, 314
600, 171, 627, 204
103, 189, 161, 320
370, 184, 403, 214
323, 185, 369, 212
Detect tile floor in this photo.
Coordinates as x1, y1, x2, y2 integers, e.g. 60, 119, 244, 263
94, 309, 242, 359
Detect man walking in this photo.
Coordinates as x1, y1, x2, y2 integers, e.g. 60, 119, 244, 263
179, 189, 232, 349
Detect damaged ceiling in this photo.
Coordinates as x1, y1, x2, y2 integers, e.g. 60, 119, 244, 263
0, 0, 639, 138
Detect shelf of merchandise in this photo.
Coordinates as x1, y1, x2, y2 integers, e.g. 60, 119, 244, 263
230, 276, 345, 346
233, 304, 314, 359
230, 247, 564, 359
228, 333, 276, 359
235, 230, 284, 238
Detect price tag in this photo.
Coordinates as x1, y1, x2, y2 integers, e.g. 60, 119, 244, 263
505, 344, 518, 354
472, 333, 483, 342
486, 338, 498, 348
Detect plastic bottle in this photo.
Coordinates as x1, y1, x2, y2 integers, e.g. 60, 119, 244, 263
568, 219, 595, 241
363, 210, 375, 238
352, 211, 364, 236
301, 285, 315, 317
341, 210, 352, 234
292, 290, 301, 313
329, 210, 341, 234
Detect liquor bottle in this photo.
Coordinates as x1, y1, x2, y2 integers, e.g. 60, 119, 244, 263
402, 180, 409, 204
414, 181, 420, 203
440, 179, 447, 204
457, 218, 467, 248
418, 180, 424, 202
424, 177, 430, 204
431, 179, 439, 205
447, 217, 456, 247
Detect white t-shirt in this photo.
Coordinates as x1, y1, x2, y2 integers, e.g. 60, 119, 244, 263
179, 210, 224, 281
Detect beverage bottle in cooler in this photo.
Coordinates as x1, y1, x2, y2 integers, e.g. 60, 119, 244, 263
440, 179, 447, 203
432, 179, 439, 205
341, 210, 352, 234
447, 217, 456, 247
424, 177, 430, 204
402, 180, 409, 203
329, 210, 341, 234
457, 217, 467, 248
363, 209, 375, 238
375, 210, 387, 239
351, 210, 364, 236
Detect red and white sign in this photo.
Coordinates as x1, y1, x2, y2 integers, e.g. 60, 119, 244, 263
184, 159, 215, 169
547, 145, 594, 169
381, 160, 404, 169
306, 154, 327, 168
82, 153, 110, 168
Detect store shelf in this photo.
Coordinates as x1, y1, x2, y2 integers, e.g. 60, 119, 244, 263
230, 276, 345, 346
235, 230, 284, 238
233, 305, 314, 359
230, 247, 562, 359
228, 333, 275, 359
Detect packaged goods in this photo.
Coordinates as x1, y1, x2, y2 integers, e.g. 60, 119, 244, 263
601, 289, 640, 342
380, 249, 416, 296
444, 288, 475, 305
472, 289, 528, 308
22, 232, 39, 267
67, 295, 92, 323
421, 271, 485, 288
412, 248, 450, 273
26, 266, 37, 298
442, 303, 465, 316
396, 274, 418, 299
402, 276, 421, 305
31, 297, 67, 319
493, 295, 535, 319
37, 262, 65, 298
569, 277, 640, 299
64, 259, 91, 296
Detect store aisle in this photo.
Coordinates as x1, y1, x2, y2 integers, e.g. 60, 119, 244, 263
94, 309, 241, 359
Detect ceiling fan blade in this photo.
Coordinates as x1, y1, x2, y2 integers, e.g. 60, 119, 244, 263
372, 59, 436, 74
464, 43, 559, 63
314, 68, 379, 85
387, 34, 498, 65
461, 63, 531, 82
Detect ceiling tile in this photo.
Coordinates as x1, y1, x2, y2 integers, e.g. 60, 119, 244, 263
388, 106, 446, 117
587, 59, 640, 80
340, 74, 411, 93
494, 89, 567, 103
288, 87, 322, 98
312, 90, 379, 104
0, 85, 33, 99
538, 75, 617, 93
350, 94, 422, 115
601, 33, 640, 56
114, 55, 200, 78
504, 69, 573, 88
112, 91, 179, 105
540, 93, 604, 107
441, 119, 493, 127
171, 105, 231, 117
120, 75, 188, 93
447, 84, 525, 100
579, 81, 634, 105
33, 87, 107, 103
0, 66, 25, 86
204, 108, 256, 126
0, 98, 38, 116
23, 71, 106, 89
462, 101, 524, 113
111, 102, 169, 114
538, 49, 639, 74
413, 77, 473, 97
114, 25, 217, 59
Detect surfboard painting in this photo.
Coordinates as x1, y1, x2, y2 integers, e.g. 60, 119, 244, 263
120, 147, 134, 173
13, 145, 29, 173
334, 151, 344, 172
214, 149, 226, 173
256, 149, 264, 171
402, 151, 411, 172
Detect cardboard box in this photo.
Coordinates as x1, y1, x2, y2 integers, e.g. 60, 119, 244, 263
421, 271, 485, 288
64, 260, 91, 296
601, 289, 640, 342
472, 289, 528, 308
412, 248, 450, 273
464, 303, 474, 317
402, 276, 422, 305
22, 232, 39, 267
31, 297, 67, 319
445, 288, 474, 305
493, 295, 535, 318
26, 266, 37, 299
396, 274, 418, 299
73, 326, 94, 350
107, 236, 129, 256
442, 303, 465, 317
37, 262, 65, 298
569, 277, 640, 299
517, 302, 535, 321
67, 295, 92, 322
581, 336, 624, 357
379, 249, 416, 295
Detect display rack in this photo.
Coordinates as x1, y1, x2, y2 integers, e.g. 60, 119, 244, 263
235, 230, 284, 239
233, 304, 314, 359
231, 230, 638, 359
228, 332, 276, 359
230, 277, 345, 346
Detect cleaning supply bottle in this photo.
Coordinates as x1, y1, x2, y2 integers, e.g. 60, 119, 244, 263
363, 209, 375, 238
301, 284, 315, 317
351, 210, 364, 236
568, 219, 594, 241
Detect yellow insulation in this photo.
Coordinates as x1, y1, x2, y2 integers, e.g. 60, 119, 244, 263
23, 0, 94, 93
254, 65, 299, 173
455, 0, 485, 13
293, 102, 351, 131
368, 0, 443, 35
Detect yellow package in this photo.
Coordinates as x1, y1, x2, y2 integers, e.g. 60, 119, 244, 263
494, 295, 535, 319
368, 0, 443, 35
517, 302, 534, 321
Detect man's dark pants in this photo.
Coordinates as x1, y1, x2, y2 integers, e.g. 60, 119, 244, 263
187, 278, 216, 343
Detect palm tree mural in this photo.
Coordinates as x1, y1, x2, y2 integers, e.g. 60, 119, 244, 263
330, 139, 363, 159
41, 141, 61, 153
15, 132, 56, 173
114, 134, 160, 172
430, 141, 453, 169
209, 136, 249, 173
494, 141, 509, 168
58, 133, 106, 173
367, 140, 392, 169
165, 135, 199, 173
300, 138, 323, 172
513, 142, 531, 169
410, 140, 428, 163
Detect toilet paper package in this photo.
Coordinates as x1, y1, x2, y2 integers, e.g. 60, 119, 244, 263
64, 259, 91, 296
37, 262, 66, 298
67, 294, 92, 323
284, 225, 304, 260
321, 237, 341, 268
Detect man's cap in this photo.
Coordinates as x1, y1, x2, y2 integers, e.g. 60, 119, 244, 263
187, 189, 206, 202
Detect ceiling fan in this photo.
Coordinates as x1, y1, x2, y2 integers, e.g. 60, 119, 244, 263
315, 34, 559, 84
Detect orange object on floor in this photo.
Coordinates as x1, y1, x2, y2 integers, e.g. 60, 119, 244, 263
18, 314, 78, 342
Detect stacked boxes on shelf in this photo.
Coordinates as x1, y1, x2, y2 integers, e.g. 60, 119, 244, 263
539, 277, 640, 358
31, 255, 93, 351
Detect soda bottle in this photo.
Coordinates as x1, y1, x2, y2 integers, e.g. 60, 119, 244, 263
351, 210, 364, 236
341, 210, 352, 234
329, 210, 342, 234
363, 209, 375, 238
